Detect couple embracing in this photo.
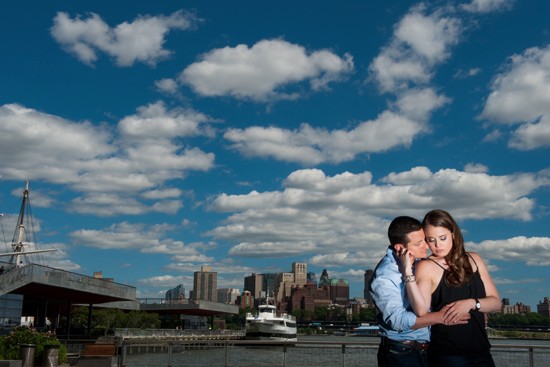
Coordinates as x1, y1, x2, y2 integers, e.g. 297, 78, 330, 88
369, 209, 501, 367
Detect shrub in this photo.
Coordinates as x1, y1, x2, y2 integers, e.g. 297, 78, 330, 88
0, 326, 66, 363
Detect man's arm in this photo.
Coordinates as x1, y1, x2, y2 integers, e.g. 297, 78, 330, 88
411, 305, 470, 329
370, 269, 417, 332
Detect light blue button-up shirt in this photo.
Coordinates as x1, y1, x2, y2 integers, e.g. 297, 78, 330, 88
369, 248, 430, 342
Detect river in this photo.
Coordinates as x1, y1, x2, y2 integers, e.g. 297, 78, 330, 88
120, 335, 550, 367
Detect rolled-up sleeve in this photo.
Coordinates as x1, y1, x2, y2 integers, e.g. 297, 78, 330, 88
370, 263, 416, 332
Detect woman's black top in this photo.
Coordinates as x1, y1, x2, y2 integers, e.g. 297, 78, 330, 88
428, 254, 491, 356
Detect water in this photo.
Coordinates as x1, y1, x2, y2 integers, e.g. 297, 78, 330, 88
120, 335, 550, 367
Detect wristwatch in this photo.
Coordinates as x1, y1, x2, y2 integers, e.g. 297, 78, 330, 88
474, 298, 481, 311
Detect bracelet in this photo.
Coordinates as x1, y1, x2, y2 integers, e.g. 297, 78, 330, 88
404, 275, 416, 283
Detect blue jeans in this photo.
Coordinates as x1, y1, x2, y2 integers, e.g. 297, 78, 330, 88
428, 350, 495, 367
377, 339, 429, 367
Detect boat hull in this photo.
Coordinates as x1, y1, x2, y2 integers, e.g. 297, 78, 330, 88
245, 321, 297, 341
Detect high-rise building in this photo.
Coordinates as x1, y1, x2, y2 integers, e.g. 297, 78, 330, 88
319, 269, 330, 287
287, 284, 330, 313
537, 297, 550, 317
262, 273, 279, 298
166, 284, 186, 302
217, 288, 241, 304
275, 272, 295, 302
238, 290, 254, 309
193, 265, 218, 302
307, 272, 317, 286
292, 262, 307, 285
244, 273, 264, 299
329, 278, 350, 305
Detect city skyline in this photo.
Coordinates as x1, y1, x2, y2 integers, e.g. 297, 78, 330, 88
0, 1, 549, 310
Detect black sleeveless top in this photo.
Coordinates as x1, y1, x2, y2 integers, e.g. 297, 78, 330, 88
428, 254, 491, 356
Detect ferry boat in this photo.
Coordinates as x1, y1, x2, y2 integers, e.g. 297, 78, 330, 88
245, 300, 297, 342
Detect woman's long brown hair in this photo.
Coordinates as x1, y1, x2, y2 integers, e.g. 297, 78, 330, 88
422, 209, 473, 287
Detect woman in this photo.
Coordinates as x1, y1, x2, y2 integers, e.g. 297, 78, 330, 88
402, 209, 501, 367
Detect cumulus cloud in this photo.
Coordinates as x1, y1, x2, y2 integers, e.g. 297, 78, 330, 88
179, 39, 354, 101
393, 87, 450, 121
509, 115, 550, 149
70, 221, 209, 259
461, 0, 514, 13
51, 10, 198, 66
470, 236, 550, 266
0, 102, 215, 216
208, 167, 548, 263
224, 111, 424, 165
464, 163, 489, 173
369, 5, 461, 93
138, 275, 192, 287
480, 46, 550, 149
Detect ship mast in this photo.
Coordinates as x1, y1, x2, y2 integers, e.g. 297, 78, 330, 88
0, 181, 58, 266
11, 180, 31, 266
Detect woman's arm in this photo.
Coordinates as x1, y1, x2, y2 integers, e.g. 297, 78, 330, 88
443, 252, 501, 323
403, 259, 434, 316
469, 252, 501, 312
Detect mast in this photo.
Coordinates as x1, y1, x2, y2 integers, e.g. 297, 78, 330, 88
0, 181, 58, 266
11, 180, 30, 266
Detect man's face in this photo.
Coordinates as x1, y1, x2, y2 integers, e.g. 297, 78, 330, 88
404, 229, 428, 259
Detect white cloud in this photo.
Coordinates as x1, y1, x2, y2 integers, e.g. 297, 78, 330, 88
208, 167, 548, 263
224, 110, 424, 165
69, 221, 211, 260
394, 9, 461, 65
393, 88, 450, 121
179, 39, 354, 101
481, 46, 550, 124
480, 46, 550, 149
51, 10, 197, 66
509, 115, 550, 150
138, 275, 193, 287
0, 102, 215, 216
309, 252, 375, 267
155, 78, 179, 95
461, 0, 514, 13
369, 5, 461, 93
464, 163, 488, 173
470, 236, 550, 266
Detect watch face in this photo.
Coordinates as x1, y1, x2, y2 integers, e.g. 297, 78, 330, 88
476, 302, 481, 310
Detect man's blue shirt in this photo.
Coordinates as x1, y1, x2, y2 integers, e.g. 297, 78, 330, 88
369, 248, 430, 342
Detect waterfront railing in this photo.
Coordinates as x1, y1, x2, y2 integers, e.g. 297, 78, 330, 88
117, 339, 550, 367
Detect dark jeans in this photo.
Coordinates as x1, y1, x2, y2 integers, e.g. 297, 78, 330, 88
428, 350, 495, 367
377, 338, 428, 367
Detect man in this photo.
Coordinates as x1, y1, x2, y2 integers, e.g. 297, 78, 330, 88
369, 216, 467, 367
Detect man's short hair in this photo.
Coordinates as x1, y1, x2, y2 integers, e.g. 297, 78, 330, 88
388, 216, 422, 247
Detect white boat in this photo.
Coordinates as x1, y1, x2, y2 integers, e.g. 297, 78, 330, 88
245, 301, 297, 342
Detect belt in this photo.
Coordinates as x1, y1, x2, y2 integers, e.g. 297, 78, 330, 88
381, 337, 429, 352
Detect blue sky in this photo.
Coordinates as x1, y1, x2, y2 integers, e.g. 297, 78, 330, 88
0, 0, 549, 309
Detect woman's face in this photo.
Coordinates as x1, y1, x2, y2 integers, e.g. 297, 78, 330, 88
424, 224, 453, 258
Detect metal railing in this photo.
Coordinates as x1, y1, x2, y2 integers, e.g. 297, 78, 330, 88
116, 339, 550, 367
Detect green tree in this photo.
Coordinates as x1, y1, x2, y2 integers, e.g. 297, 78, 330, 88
0, 327, 67, 363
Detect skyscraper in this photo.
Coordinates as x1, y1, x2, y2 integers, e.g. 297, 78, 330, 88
244, 273, 264, 299
193, 265, 218, 302
292, 262, 307, 285
166, 284, 186, 302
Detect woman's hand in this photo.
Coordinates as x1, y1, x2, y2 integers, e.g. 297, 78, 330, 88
443, 299, 474, 324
